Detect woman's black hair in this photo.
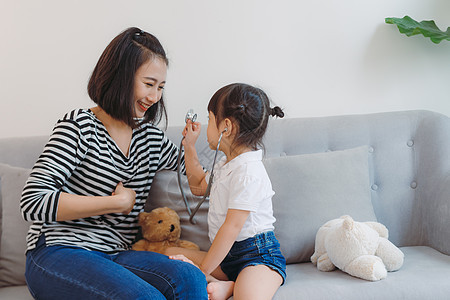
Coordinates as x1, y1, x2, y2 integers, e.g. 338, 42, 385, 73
87, 27, 168, 128
208, 83, 284, 151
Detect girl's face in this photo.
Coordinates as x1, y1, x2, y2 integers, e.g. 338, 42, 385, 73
133, 57, 167, 118
207, 112, 220, 150
207, 112, 230, 151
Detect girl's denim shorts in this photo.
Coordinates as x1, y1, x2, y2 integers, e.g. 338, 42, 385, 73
220, 231, 286, 285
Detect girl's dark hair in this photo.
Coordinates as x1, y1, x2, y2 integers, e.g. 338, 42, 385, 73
208, 83, 284, 151
88, 27, 168, 128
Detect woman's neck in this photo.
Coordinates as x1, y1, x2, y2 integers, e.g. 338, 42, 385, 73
91, 107, 128, 129
91, 106, 133, 157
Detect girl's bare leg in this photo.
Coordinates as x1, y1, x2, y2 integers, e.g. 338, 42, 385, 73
165, 247, 206, 266
207, 280, 235, 300
233, 265, 282, 300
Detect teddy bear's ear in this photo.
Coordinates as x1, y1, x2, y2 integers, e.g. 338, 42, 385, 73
343, 216, 354, 230
161, 207, 180, 221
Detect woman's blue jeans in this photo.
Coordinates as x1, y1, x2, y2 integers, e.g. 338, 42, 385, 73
25, 236, 207, 299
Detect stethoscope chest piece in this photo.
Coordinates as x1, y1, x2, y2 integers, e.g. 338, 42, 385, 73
185, 109, 197, 123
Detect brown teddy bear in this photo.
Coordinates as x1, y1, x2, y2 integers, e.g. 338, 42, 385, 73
132, 207, 200, 254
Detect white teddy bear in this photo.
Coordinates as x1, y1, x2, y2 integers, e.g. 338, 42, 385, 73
311, 215, 404, 281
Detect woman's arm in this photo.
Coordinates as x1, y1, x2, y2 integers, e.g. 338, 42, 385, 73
21, 111, 136, 222
182, 120, 208, 196
56, 182, 136, 221
199, 209, 250, 276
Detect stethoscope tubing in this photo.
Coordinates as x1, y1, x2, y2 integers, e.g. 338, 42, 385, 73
177, 130, 224, 224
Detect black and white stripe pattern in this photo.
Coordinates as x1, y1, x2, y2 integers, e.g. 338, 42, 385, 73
21, 109, 185, 253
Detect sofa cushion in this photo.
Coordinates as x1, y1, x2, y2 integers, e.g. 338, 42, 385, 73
263, 146, 377, 264
273, 246, 450, 300
0, 163, 31, 287
146, 146, 376, 263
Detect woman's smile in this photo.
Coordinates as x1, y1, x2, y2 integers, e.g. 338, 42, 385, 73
137, 100, 152, 112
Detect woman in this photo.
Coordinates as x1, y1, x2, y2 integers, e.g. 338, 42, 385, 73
20, 27, 208, 300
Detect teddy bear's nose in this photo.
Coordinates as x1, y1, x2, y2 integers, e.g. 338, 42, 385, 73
170, 224, 175, 232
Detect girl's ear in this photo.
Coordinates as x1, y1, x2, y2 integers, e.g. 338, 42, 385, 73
222, 118, 233, 136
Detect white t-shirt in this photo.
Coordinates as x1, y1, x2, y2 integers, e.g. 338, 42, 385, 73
206, 150, 276, 243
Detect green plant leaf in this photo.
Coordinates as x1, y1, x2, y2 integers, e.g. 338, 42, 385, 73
385, 16, 450, 44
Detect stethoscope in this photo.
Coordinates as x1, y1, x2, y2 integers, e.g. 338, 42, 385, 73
176, 110, 226, 224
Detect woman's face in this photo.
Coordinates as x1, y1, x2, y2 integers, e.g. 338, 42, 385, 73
133, 57, 167, 118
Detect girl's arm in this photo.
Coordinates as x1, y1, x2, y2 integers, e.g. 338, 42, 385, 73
182, 120, 208, 196
199, 209, 250, 276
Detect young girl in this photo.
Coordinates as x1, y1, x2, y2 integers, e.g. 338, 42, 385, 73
20, 27, 207, 299
167, 83, 286, 300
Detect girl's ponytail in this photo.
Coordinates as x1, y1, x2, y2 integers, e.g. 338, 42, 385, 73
270, 106, 284, 118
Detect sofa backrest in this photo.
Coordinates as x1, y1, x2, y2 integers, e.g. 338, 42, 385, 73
159, 110, 449, 251
0, 136, 47, 169
1, 110, 448, 262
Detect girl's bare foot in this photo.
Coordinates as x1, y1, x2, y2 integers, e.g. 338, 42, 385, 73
207, 281, 234, 300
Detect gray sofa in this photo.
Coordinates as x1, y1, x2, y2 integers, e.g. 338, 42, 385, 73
1, 110, 449, 299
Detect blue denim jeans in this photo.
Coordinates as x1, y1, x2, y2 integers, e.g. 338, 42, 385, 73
220, 231, 286, 284
25, 235, 208, 300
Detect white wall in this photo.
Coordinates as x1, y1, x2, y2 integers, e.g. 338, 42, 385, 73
1, 0, 449, 138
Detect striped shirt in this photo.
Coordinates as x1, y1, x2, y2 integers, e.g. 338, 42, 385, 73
20, 108, 185, 253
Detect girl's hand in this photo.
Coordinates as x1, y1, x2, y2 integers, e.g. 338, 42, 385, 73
113, 182, 136, 214
182, 120, 201, 148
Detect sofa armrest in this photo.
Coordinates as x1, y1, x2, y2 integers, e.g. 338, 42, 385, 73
416, 111, 450, 255
424, 175, 450, 255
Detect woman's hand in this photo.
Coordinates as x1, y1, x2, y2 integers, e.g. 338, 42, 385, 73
182, 120, 201, 149
113, 182, 136, 214
169, 254, 197, 267
56, 183, 136, 221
